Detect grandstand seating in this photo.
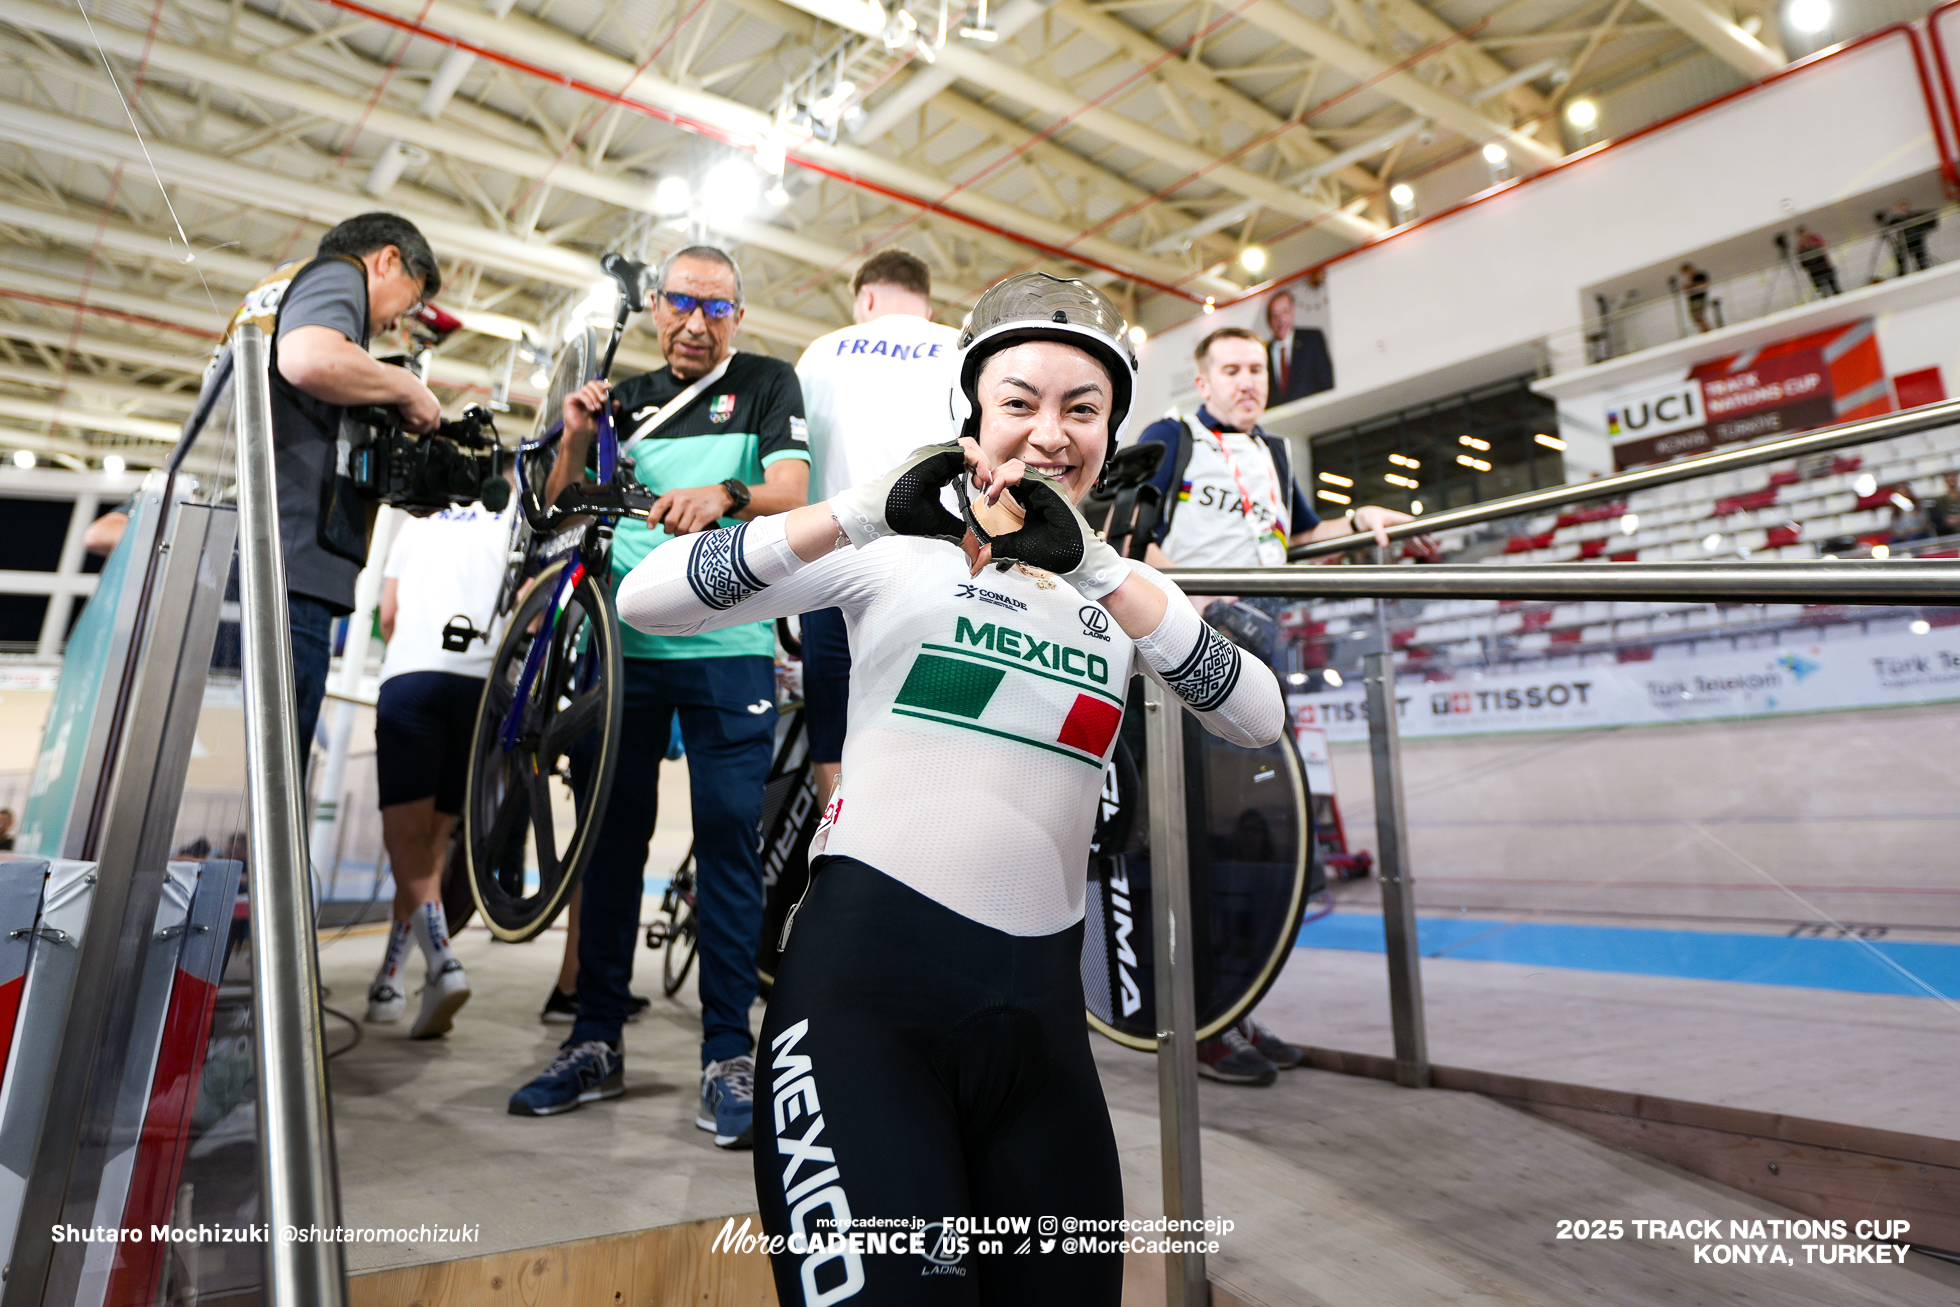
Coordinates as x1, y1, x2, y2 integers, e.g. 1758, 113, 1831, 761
1288, 426, 1960, 674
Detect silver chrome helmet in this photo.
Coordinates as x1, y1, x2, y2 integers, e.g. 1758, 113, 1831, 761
951, 273, 1141, 477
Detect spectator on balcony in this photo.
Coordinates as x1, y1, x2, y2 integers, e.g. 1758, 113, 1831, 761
1881, 201, 1939, 276
1794, 227, 1841, 297
1679, 262, 1713, 333
1929, 471, 1960, 538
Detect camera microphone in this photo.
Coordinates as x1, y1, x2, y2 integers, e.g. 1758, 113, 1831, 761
481, 477, 511, 512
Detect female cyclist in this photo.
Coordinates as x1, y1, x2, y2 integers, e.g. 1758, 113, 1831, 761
616, 273, 1284, 1306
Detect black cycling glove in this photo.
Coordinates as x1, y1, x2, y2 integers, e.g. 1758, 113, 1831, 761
830, 442, 967, 546
963, 469, 1128, 600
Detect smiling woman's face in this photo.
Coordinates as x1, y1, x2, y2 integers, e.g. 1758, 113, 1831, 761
972, 341, 1113, 503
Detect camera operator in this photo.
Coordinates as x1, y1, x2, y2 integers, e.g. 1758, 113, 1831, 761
260, 212, 443, 753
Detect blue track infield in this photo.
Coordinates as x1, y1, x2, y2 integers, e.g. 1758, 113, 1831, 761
1296, 912, 1960, 1000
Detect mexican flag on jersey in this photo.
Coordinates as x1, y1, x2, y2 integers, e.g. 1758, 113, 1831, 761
890, 614, 1125, 768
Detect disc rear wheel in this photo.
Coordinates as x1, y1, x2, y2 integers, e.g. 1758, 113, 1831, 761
463, 558, 623, 941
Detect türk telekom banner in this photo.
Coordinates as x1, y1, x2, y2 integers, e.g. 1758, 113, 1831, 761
1293, 625, 1960, 742
1606, 318, 1892, 469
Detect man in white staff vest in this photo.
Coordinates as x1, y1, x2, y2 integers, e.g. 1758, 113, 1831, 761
794, 250, 959, 804
1134, 323, 1415, 1089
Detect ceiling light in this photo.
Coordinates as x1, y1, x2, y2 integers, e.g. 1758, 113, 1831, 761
1239, 246, 1268, 274
103, 454, 125, 474
1318, 489, 1352, 505
1128, 325, 1148, 346
1408, 501, 1422, 515
809, 80, 858, 124
1482, 143, 1508, 165
1788, 0, 1830, 34
1287, 671, 1309, 685
653, 176, 692, 216
763, 180, 790, 207
1388, 453, 1419, 468
1325, 669, 1344, 687
702, 158, 762, 218
1202, 296, 1216, 315
1389, 183, 1415, 207
1565, 99, 1598, 130
1912, 618, 1932, 634
1385, 473, 1418, 489
1854, 472, 1877, 496
1456, 454, 1491, 472
1459, 434, 1490, 451
12, 449, 34, 468
1871, 543, 1891, 559
1620, 512, 1639, 535
1319, 471, 1354, 487
1535, 432, 1566, 450
530, 366, 551, 389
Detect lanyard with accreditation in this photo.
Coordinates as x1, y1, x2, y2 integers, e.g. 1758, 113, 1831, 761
1184, 415, 1290, 566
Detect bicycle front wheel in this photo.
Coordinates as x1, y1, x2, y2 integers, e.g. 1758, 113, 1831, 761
463, 557, 623, 942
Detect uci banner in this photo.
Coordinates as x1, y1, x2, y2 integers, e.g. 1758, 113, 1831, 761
1293, 624, 1960, 742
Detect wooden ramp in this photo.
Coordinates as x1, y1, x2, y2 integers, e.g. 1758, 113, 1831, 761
339, 1048, 1960, 1306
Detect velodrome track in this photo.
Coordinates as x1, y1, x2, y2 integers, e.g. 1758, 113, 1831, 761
1326, 700, 1960, 940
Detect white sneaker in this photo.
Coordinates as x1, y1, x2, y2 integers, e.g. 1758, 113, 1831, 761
411, 959, 471, 1039
366, 981, 407, 1024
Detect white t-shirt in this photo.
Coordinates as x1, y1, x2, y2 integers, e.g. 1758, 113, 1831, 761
796, 315, 960, 502
379, 503, 513, 682
1160, 418, 1294, 569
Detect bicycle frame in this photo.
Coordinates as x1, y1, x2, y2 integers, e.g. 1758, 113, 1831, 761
499, 254, 652, 753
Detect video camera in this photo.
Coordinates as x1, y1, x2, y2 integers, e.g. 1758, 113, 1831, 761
344, 401, 511, 513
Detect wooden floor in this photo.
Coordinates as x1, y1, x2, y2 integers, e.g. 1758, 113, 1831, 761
321, 925, 1960, 1304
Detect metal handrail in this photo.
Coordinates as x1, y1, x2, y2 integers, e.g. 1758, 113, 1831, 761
1171, 557, 1960, 602
1289, 395, 1960, 561
231, 325, 348, 1303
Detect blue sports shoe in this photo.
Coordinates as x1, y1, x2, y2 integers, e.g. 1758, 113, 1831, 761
507, 1040, 624, 1116
697, 1054, 755, 1149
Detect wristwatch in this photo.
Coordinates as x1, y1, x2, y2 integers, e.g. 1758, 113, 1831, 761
720, 477, 752, 514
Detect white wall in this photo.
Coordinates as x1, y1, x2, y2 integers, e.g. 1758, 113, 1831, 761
1317, 33, 1945, 403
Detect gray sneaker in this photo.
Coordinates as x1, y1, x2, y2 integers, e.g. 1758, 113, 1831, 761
697, 1054, 756, 1149
1196, 1026, 1277, 1087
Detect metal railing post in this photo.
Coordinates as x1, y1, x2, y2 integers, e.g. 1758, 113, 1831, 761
1365, 557, 1430, 1090
232, 324, 348, 1304
1361, 634, 1429, 1089
1144, 691, 1207, 1307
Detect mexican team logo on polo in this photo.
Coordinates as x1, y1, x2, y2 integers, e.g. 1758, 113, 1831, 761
708, 393, 736, 423
890, 616, 1122, 766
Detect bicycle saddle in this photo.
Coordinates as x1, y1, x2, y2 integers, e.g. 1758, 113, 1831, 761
600, 253, 654, 309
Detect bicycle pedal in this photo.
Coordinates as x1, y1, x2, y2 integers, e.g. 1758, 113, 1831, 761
645, 922, 671, 947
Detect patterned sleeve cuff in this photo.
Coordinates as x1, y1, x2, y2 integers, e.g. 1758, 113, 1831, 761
682, 513, 802, 611
1132, 592, 1242, 713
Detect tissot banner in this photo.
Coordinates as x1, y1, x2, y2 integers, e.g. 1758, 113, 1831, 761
1295, 625, 1960, 742
1607, 318, 1892, 469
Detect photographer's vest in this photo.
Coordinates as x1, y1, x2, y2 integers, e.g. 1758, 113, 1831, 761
212, 254, 374, 610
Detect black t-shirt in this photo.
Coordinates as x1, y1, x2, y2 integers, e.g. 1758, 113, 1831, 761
271, 256, 371, 613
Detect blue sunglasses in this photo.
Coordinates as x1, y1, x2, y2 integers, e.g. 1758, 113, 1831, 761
658, 290, 739, 320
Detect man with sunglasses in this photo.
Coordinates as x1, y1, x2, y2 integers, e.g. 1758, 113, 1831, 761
510, 246, 810, 1143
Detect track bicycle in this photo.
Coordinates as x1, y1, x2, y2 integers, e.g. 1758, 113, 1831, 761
462, 253, 657, 942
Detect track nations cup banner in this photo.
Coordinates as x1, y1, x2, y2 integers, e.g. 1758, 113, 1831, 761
1293, 625, 1960, 742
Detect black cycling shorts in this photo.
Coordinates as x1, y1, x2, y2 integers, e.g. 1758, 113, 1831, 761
754, 856, 1123, 1307
374, 670, 482, 812
798, 607, 851, 765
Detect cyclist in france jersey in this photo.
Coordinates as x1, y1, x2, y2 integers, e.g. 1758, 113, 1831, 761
617, 273, 1284, 1307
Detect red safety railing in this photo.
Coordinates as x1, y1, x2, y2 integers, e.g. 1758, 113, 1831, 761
1924, 0, 1960, 155
1219, 21, 1960, 313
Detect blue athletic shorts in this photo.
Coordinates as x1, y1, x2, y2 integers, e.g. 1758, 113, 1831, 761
375, 670, 483, 812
